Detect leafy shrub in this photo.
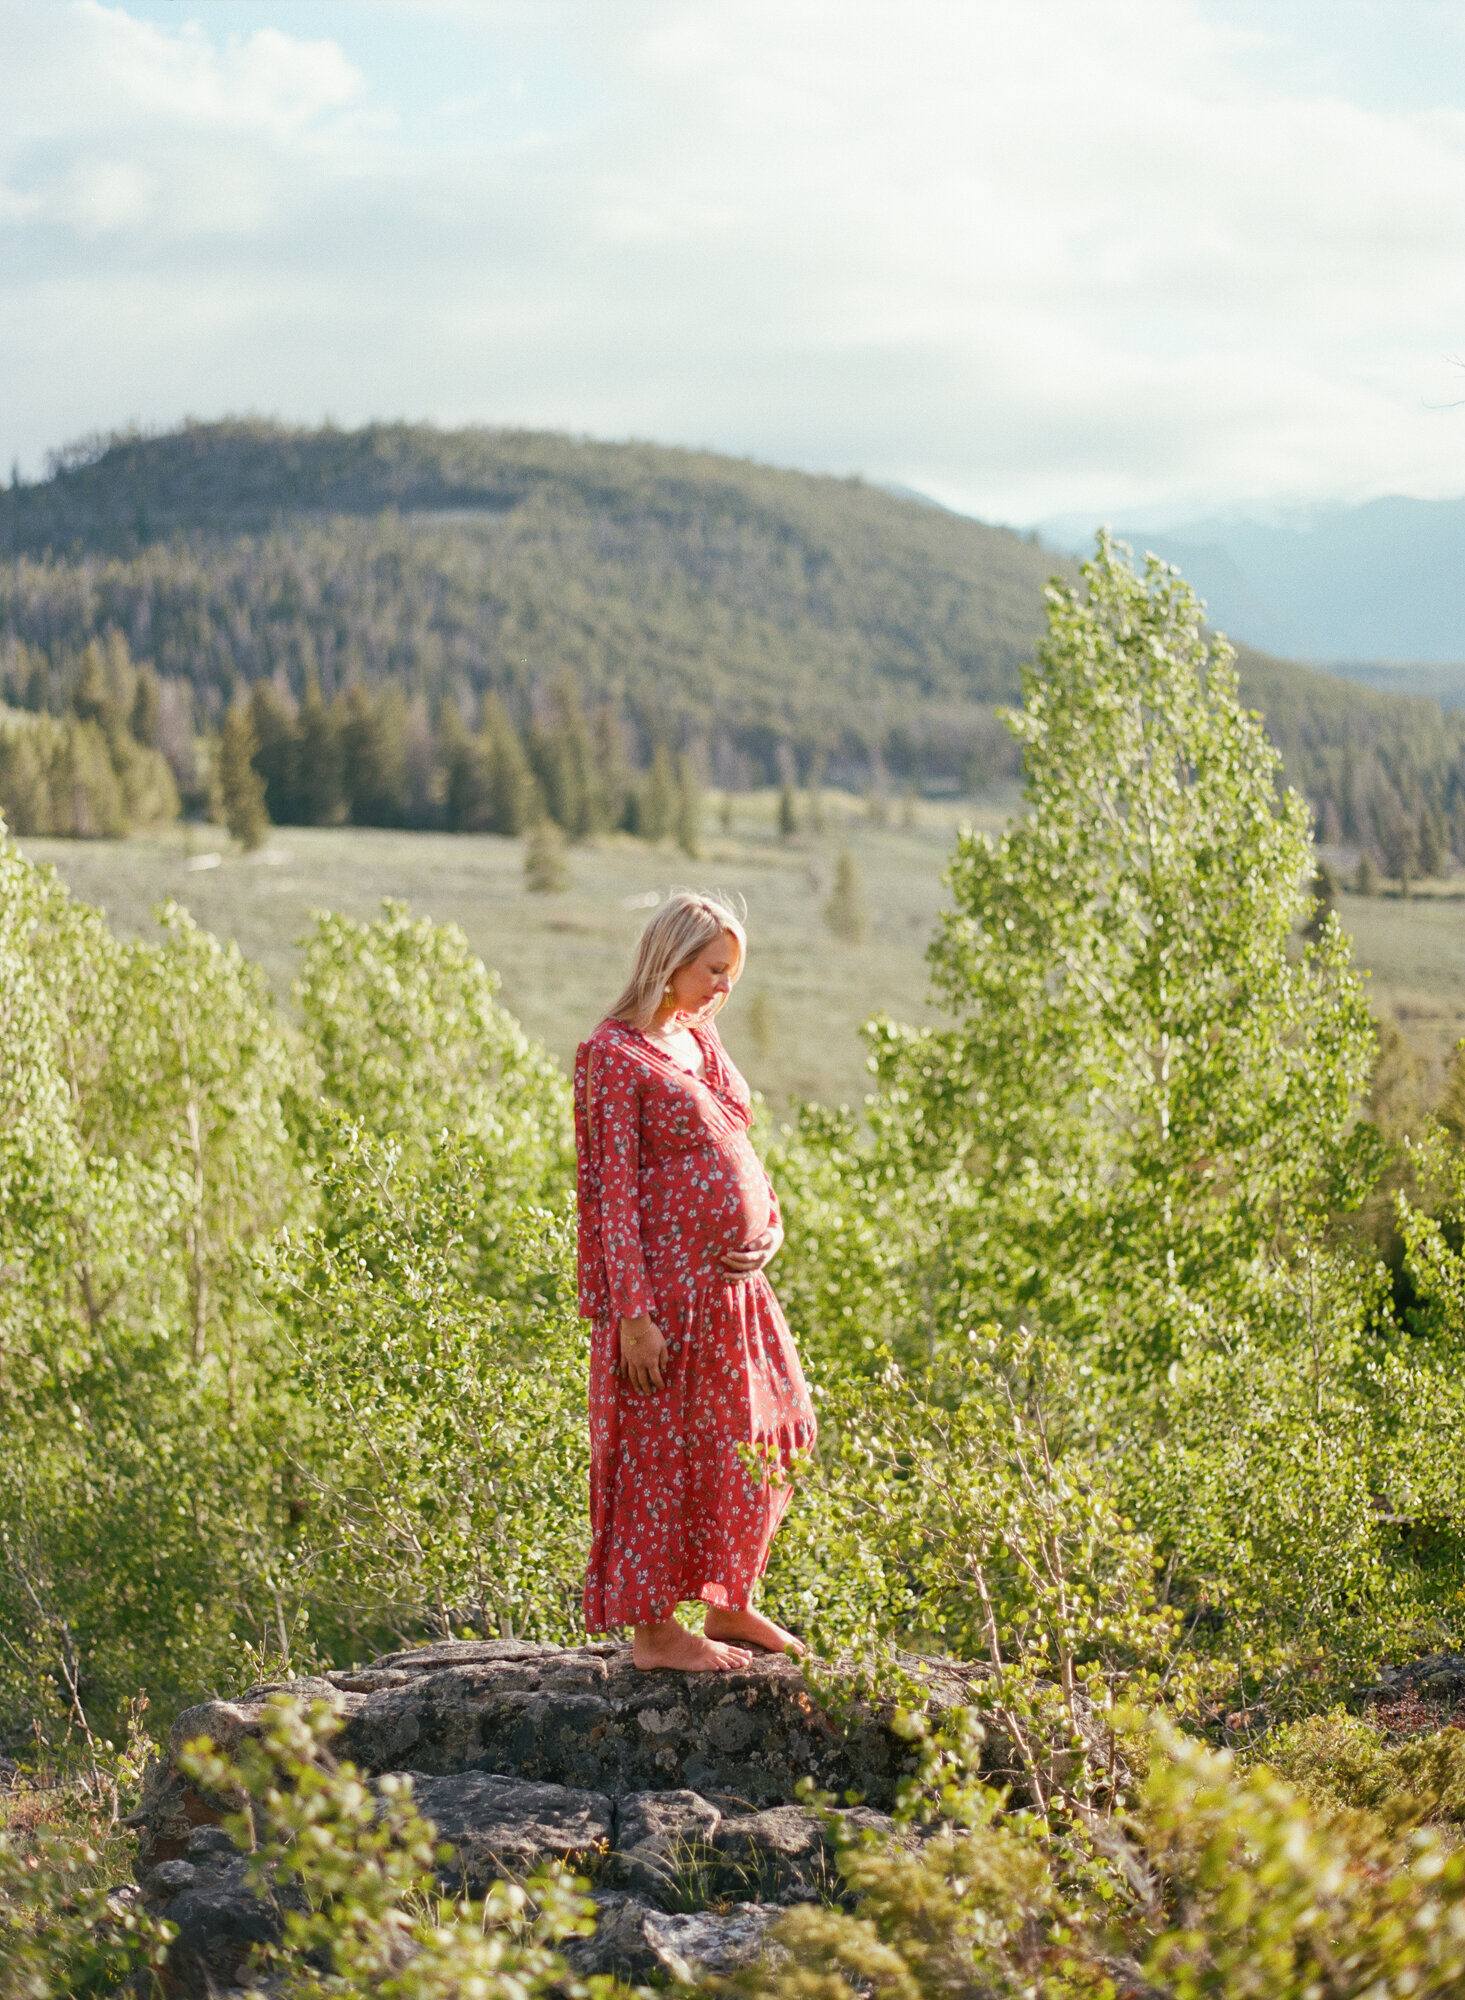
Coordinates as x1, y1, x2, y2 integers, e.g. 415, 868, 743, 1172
296, 901, 574, 1296
1260, 1709, 1465, 1827
0, 850, 582, 1743
266, 1127, 590, 1651
769, 539, 1458, 1707
764, 1328, 1189, 1809
0, 1823, 173, 2000
735, 1714, 1465, 2000
0, 845, 308, 1742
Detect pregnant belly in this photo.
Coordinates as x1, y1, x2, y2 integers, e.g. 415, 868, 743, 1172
646, 1142, 770, 1265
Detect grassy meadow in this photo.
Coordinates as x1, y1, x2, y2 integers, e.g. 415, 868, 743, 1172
18, 797, 1465, 1112
1323, 870, 1465, 1098
15, 789, 1017, 1111
17, 796, 1465, 1120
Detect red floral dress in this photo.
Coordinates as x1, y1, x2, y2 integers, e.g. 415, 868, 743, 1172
575, 1015, 816, 1631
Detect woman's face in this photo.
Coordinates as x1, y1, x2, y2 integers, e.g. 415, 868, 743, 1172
668, 932, 740, 1020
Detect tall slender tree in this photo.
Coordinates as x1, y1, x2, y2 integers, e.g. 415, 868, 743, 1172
218, 703, 269, 851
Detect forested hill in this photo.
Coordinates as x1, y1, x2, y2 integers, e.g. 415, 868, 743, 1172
0, 420, 1058, 788
2, 419, 1464, 864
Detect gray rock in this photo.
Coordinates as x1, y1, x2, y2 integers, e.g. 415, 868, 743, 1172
562, 1892, 670, 1980
564, 1892, 785, 1982
607, 1791, 901, 1908
327, 1643, 962, 1806
1356, 1650, 1465, 1707
145, 1858, 199, 1896
168, 1677, 346, 1760
711, 1804, 828, 1899
404, 1770, 613, 1890
133, 1641, 980, 1997
150, 1854, 285, 1996
609, 1787, 723, 1899
134, 1643, 973, 1862
651, 1902, 787, 1977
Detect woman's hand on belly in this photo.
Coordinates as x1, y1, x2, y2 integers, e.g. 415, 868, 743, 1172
619, 1314, 667, 1394
721, 1219, 784, 1280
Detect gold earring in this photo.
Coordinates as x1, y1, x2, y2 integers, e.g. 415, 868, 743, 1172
664, 984, 675, 1004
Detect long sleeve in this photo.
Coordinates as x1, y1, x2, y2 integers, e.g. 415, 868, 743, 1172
575, 1036, 653, 1323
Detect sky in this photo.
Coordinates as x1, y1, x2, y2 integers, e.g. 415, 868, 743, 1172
6, 0, 1465, 524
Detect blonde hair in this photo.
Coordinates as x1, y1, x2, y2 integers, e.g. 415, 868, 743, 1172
608, 891, 747, 1031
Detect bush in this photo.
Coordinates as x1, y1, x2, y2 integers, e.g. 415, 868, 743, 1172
265, 1131, 589, 1651
734, 1713, 1465, 2000
1260, 1709, 1465, 1827
0, 1825, 173, 2000
524, 820, 569, 893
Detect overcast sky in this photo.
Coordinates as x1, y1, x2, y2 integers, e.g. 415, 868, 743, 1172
6, 0, 1465, 524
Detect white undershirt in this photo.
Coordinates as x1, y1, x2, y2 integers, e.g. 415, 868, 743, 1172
640, 1022, 707, 1080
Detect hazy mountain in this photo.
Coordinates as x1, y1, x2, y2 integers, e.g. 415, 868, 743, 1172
1043, 495, 1465, 694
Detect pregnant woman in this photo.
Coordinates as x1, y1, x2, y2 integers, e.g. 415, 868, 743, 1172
575, 891, 816, 1671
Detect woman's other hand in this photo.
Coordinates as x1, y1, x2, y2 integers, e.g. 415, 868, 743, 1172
619, 1314, 667, 1394
722, 1221, 784, 1280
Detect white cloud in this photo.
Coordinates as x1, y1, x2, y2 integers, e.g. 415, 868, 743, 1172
3, 0, 1465, 517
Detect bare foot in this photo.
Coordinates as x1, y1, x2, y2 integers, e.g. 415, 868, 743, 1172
632, 1618, 753, 1672
703, 1605, 806, 1656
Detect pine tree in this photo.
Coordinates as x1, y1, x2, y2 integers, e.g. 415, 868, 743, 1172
0, 720, 52, 834
1419, 807, 1445, 881
634, 744, 676, 843
55, 717, 128, 836
528, 676, 598, 837
17, 642, 50, 713
557, 675, 601, 835
824, 849, 867, 943
342, 684, 409, 827
72, 639, 126, 750
524, 818, 569, 893
778, 783, 798, 839
593, 704, 633, 831
297, 678, 345, 825
1303, 861, 1338, 942
218, 703, 269, 851
249, 681, 300, 824
130, 666, 162, 749
1376, 805, 1419, 895
484, 695, 535, 835
441, 697, 489, 832
675, 754, 701, 858
1353, 851, 1378, 896
403, 692, 436, 827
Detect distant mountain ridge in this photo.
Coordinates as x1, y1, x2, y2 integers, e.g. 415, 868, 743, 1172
1044, 495, 1465, 684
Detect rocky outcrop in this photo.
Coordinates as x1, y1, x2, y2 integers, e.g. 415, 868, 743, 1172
1358, 1652, 1465, 1705
131, 1639, 977, 1992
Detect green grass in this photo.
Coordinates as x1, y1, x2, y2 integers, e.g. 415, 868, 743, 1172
15, 789, 1017, 1112
21, 801, 1465, 1113
1329, 881, 1465, 1090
